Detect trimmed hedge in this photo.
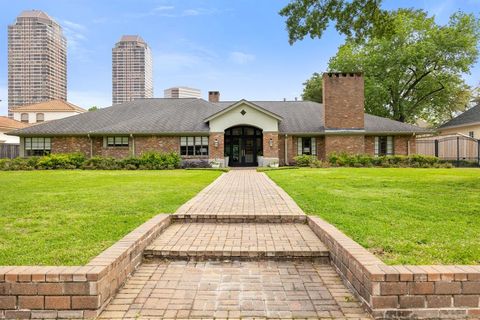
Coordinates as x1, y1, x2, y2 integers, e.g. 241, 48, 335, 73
0, 152, 182, 171
292, 153, 453, 168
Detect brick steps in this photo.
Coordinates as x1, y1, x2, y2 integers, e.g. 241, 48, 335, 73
172, 214, 307, 223
143, 222, 330, 262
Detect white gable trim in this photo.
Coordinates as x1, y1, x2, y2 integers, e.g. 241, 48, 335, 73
204, 99, 283, 122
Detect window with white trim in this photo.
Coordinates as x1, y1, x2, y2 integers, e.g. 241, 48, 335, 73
25, 137, 51, 156
180, 136, 209, 156
374, 136, 393, 156
297, 137, 317, 155
21, 113, 29, 123
106, 136, 129, 147
36, 113, 44, 123
469, 131, 474, 138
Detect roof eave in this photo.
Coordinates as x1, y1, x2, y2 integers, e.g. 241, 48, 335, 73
204, 99, 283, 122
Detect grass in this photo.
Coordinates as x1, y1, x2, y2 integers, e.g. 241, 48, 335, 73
0, 170, 221, 266
266, 168, 480, 265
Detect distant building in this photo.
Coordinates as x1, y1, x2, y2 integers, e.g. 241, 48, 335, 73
164, 87, 201, 99
112, 35, 153, 105
0, 116, 28, 144
438, 104, 480, 139
12, 100, 86, 124
8, 10, 67, 117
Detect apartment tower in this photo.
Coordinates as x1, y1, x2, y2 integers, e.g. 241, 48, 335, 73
8, 10, 67, 117
112, 35, 153, 105
164, 87, 201, 99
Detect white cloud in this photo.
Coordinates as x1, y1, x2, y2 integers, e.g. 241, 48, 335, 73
229, 51, 255, 65
59, 19, 92, 61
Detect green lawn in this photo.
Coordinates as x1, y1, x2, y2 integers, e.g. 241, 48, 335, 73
266, 168, 480, 265
0, 170, 221, 266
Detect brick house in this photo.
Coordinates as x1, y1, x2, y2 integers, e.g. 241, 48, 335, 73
8, 73, 426, 166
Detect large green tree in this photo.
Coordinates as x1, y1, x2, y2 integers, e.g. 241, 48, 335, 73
302, 72, 323, 103
279, 0, 391, 44
303, 9, 479, 124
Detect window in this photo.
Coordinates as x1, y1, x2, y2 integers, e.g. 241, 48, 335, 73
36, 113, 44, 123
106, 136, 129, 147
375, 136, 393, 156
181, 136, 209, 156
21, 113, 29, 123
25, 137, 51, 156
297, 137, 317, 155
469, 131, 475, 138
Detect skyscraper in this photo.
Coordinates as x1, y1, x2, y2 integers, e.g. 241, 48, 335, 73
8, 10, 67, 117
112, 35, 153, 105
164, 87, 201, 99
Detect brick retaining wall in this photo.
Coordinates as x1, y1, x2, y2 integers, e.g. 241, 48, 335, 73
308, 216, 480, 319
0, 214, 172, 319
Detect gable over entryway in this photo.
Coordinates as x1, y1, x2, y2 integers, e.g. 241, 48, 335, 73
205, 100, 282, 166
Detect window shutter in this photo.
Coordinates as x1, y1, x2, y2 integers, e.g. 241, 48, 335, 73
374, 137, 379, 156
387, 136, 393, 155
297, 138, 302, 155
311, 137, 316, 155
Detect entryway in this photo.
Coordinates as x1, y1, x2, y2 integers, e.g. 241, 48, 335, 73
224, 125, 263, 167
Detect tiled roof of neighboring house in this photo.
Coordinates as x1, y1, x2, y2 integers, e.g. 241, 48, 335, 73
12, 100, 86, 113
439, 104, 480, 129
0, 116, 29, 131
8, 98, 428, 136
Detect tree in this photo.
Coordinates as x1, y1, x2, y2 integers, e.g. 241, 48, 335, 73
279, 0, 391, 44
302, 72, 323, 103
88, 106, 99, 111
325, 9, 480, 125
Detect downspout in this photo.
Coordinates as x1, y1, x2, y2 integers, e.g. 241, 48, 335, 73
87, 133, 93, 158
130, 134, 135, 157
284, 134, 288, 166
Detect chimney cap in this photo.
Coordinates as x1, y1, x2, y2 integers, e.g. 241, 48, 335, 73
324, 72, 363, 78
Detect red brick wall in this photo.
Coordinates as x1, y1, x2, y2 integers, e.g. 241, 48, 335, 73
263, 132, 279, 159
209, 132, 224, 161
134, 136, 179, 156
365, 135, 416, 156
323, 73, 365, 129
91, 137, 131, 159
324, 135, 365, 157
51, 137, 91, 157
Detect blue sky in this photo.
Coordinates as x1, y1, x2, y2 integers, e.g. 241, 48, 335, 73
0, 0, 479, 114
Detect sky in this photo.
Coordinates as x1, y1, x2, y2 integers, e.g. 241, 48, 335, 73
0, 0, 479, 114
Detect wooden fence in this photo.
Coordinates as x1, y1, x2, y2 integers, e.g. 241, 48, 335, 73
415, 134, 479, 165
0, 143, 20, 159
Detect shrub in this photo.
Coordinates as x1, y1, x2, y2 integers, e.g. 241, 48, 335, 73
181, 160, 211, 169
36, 153, 86, 170
138, 152, 181, 170
327, 153, 446, 168
81, 157, 119, 170
0, 157, 39, 170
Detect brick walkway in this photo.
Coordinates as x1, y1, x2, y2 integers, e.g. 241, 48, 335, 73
99, 261, 369, 319
175, 170, 304, 217
100, 170, 371, 319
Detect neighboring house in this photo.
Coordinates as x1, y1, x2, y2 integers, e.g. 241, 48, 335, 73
9, 73, 427, 165
12, 100, 86, 124
0, 116, 28, 144
438, 104, 480, 139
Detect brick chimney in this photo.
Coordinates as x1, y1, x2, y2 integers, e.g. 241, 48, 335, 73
208, 91, 220, 103
322, 72, 364, 130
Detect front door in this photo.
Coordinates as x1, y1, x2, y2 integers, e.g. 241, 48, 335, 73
225, 126, 263, 166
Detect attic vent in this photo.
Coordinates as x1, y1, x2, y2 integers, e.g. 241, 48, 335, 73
240, 109, 246, 116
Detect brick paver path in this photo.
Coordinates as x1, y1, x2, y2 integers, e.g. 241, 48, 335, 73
145, 223, 329, 260
99, 261, 369, 319
175, 170, 304, 217
101, 170, 371, 319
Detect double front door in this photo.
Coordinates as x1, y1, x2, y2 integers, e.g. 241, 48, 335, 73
225, 126, 263, 167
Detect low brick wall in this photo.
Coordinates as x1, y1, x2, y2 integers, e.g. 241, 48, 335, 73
308, 216, 480, 319
0, 214, 172, 319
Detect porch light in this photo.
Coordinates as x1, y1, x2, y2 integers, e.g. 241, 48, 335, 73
269, 138, 273, 147
214, 138, 219, 148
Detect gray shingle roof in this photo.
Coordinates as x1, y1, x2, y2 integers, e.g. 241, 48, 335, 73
439, 104, 480, 129
8, 98, 427, 136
